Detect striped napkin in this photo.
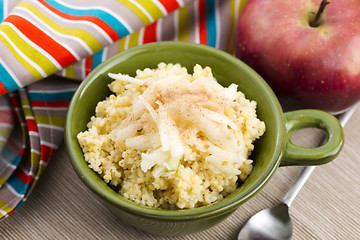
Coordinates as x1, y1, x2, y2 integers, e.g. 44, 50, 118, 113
0, 0, 247, 220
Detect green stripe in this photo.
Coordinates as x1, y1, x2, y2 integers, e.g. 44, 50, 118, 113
0, 198, 13, 214
30, 151, 40, 166
22, 106, 33, 117
34, 115, 65, 128
0, 127, 12, 149
0, 176, 6, 186
29, 151, 41, 190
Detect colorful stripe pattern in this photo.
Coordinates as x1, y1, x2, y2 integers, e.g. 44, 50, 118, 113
0, 76, 78, 220
60, 0, 243, 79
0, 91, 27, 217
0, 0, 193, 94
0, 0, 248, 220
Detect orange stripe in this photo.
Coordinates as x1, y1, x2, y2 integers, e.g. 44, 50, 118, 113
31, 100, 70, 108
0, 81, 8, 95
26, 118, 38, 133
38, 0, 119, 42
158, 0, 180, 13
143, 21, 157, 44
198, 0, 207, 45
14, 168, 32, 184
8, 209, 15, 216
9, 95, 20, 108
85, 56, 93, 76
41, 144, 55, 163
6, 15, 78, 68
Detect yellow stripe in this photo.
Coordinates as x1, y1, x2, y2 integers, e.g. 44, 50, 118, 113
30, 151, 40, 166
0, 25, 58, 76
115, 0, 151, 25
128, 30, 141, 49
227, 0, 247, 54
19, 3, 102, 53
30, 151, 40, 183
21, 99, 31, 108
34, 156, 48, 182
177, 5, 189, 42
0, 176, 6, 187
0, 33, 44, 80
0, 127, 11, 149
29, 151, 40, 189
22, 107, 34, 118
1, 25, 59, 75
239, 0, 249, 14
30, 178, 39, 188
0, 199, 13, 215
117, 36, 127, 52
64, 64, 75, 79
134, 0, 164, 21
0, 140, 5, 150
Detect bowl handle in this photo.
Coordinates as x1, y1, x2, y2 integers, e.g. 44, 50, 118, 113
280, 109, 344, 166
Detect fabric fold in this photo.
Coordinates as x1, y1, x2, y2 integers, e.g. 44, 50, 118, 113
0, 0, 193, 94
0, 76, 79, 219
58, 0, 243, 80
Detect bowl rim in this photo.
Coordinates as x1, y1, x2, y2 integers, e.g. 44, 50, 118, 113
65, 41, 285, 220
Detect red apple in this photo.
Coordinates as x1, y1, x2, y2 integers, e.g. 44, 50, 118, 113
236, 0, 360, 114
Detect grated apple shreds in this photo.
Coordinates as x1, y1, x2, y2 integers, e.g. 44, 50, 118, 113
77, 63, 265, 209
106, 63, 263, 178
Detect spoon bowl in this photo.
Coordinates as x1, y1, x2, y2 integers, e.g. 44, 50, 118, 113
238, 203, 292, 240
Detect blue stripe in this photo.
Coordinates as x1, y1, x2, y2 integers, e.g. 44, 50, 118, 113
0, 63, 19, 93
15, 199, 25, 210
8, 174, 27, 196
11, 156, 22, 167
205, 0, 217, 48
1, 145, 22, 166
0, 0, 4, 22
28, 90, 75, 101
92, 49, 104, 69
46, 0, 130, 37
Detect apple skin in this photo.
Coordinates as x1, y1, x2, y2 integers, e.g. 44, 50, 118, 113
236, 0, 360, 114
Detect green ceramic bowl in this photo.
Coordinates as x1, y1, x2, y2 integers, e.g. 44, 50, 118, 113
65, 42, 344, 236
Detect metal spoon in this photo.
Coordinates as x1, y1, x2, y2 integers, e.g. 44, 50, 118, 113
238, 105, 357, 240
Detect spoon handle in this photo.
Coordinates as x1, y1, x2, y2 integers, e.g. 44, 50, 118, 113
282, 104, 358, 207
